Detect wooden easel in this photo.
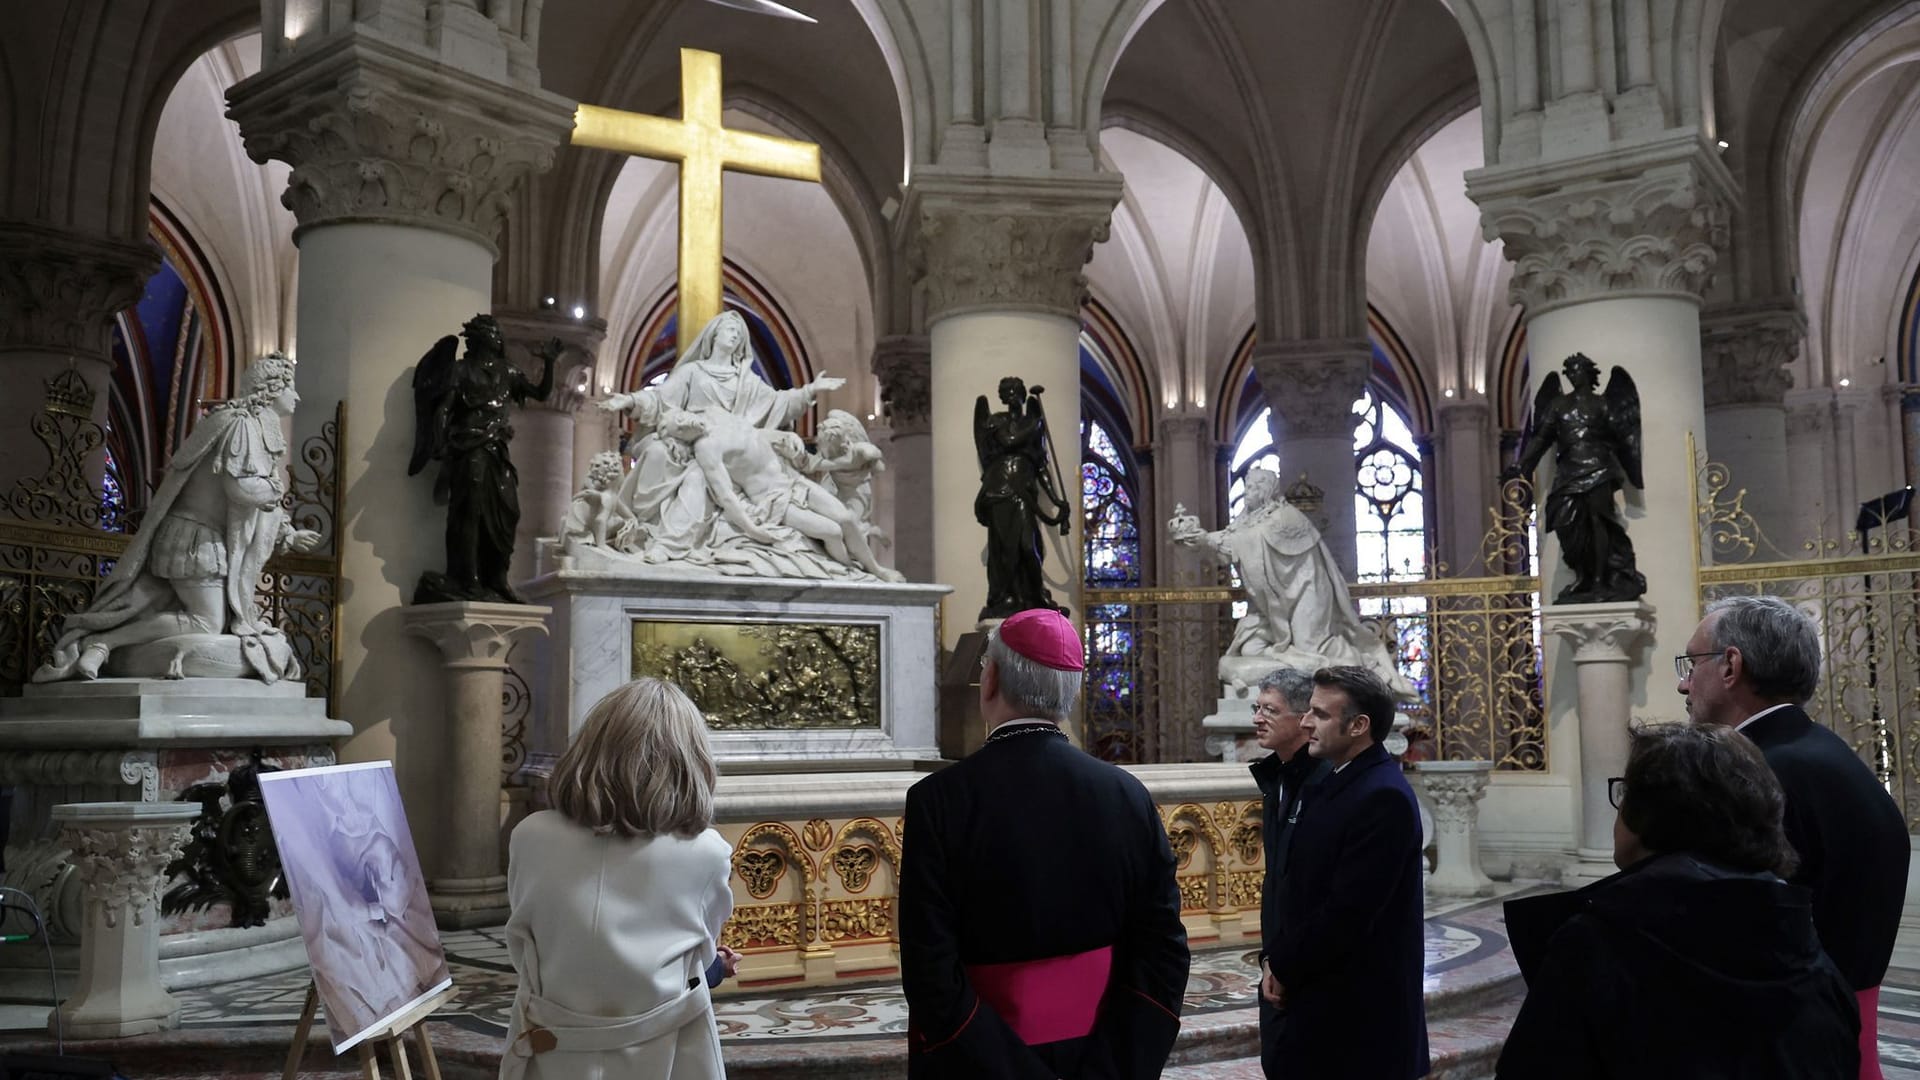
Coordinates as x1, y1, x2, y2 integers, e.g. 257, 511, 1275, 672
282, 982, 455, 1080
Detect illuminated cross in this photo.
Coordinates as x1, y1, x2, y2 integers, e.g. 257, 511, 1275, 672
572, 48, 822, 357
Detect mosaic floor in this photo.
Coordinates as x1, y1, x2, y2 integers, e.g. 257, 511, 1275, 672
5, 881, 1920, 1077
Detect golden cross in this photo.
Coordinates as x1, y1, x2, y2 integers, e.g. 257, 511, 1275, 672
572, 48, 822, 357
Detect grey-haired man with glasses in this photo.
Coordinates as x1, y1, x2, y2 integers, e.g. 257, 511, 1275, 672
1245, 668, 1329, 1078
1679, 595, 1908, 1079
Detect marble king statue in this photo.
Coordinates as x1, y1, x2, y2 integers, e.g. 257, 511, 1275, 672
33, 351, 321, 683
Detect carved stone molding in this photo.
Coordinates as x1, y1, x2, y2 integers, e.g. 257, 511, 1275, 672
1469, 134, 1734, 315
0, 750, 159, 802
1251, 342, 1371, 440
1701, 305, 1803, 409
496, 310, 607, 414
1412, 760, 1495, 897
0, 224, 158, 359
1417, 764, 1492, 826
227, 32, 575, 256
58, 812, 194, 930
871, 335, 931, 434
1542, 602, 1655, 664
404, 601, 552, 670
1158, 414, 1210, 443
900, 173, 1122, 324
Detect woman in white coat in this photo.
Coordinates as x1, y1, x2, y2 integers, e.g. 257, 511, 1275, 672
500, 677, 734, 1079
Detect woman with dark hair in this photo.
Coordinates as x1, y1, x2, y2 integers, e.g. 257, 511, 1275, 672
1497, 723, 1859, 1078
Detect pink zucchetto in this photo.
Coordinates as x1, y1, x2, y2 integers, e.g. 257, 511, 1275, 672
998, 609, 1084, 672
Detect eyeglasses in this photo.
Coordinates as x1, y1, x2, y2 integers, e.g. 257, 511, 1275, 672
1250, 703, 1287, 720
1673, 651, 1726, 680
1607, 776, 1626, 809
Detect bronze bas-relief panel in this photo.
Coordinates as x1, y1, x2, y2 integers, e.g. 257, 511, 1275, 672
630, 619, 881, 730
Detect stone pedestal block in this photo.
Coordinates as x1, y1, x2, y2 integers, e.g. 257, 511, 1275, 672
1544, 601, 1655, 883
48, 801, 200, 1038
403, 601, 551, 928
1414, 761, 1496, 897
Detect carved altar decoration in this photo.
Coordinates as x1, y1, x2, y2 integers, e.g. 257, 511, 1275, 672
1170, 466, 1416, 698
565, 310, 898, 583
630, 620, 880, 730
162, 753, 289, 929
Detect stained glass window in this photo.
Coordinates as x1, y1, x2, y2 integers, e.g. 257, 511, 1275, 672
100, 445, 128, 534
1082, 414, 1141, 764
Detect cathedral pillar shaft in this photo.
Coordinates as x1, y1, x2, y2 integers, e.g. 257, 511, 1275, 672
1251, 340, 1370, 581
0, 224, 157, 510
495, 309, 606, 586
1152, 412, 1220, 583
228, 26, 572, 842
873, 335, 933, 584
1701, 304, 1801, 550
902, 172, 1121, 642
1434, 401, 1495, 574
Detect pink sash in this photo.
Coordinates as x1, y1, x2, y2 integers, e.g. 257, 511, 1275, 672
1858, 986, 1882, 1080
965, 946, 1113, 1046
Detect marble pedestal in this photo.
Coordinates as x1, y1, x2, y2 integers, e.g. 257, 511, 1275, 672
1201, 689, 1262, 764
404, 601, 551, 929
1413, 761, 1496, 897
526, 557, 950, 766
0, 678, 350, 1001
1544, 601, 1655, 883
48, 801, 203, 1037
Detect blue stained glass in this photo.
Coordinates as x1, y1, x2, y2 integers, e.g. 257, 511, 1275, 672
100, 446, 128, 534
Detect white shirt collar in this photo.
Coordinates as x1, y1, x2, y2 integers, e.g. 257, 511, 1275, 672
1735, 702, 1794, 734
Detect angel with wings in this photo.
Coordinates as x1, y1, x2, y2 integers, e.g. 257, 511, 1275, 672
407, 314, 559, 604
1502, 352, 1649, 604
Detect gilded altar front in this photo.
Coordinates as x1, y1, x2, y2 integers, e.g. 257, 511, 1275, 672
630, 619, 881, 729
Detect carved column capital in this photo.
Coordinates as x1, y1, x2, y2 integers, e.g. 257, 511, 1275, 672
495, 309, 607, 414
0, 224, 158, 361
872, 335, 932, 435
1158, 413, 1211, 442
1700, 304, 1803, 409
1542, 601, 1656, 663
53, 803, 197, 929
1468, 133, 1734, 315
900, 172, 1122, 324
1251, 341, 1371, 440
1414, 762, 1493, 827
227, 31, 575, 257
404, 600, 552, 671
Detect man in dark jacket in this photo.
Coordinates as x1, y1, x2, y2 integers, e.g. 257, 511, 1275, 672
1265, 665, 1428, 1079
1681, 595, 1908, 1079
901, 608, 1190, 1079
1498, 723, 1858, 1078
1246, 667, 1329, 1078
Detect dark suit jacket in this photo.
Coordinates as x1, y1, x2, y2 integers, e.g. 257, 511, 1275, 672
900, 724, 1191, 1079
1742, 704, 1910, 989
1268, 743, 1430, 1079
1251, 749, 1331, 1075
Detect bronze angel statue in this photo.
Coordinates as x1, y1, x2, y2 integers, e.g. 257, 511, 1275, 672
408, 314, 559, 604
1502, 353, 1648, 604
974, 376, 1072, 619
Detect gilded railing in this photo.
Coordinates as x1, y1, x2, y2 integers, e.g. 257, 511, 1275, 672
1691, 434, 1920, 826
0, 385, 345, 714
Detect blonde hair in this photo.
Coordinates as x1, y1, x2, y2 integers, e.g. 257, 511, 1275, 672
549, 678, 717, 839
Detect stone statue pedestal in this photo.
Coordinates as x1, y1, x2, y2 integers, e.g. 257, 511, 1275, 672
1543, 601, 1654, 883
404, 601, 551, 929
1413, 760, 1496, 897
48, 801, 201, 1038
1201, 688, 1261, 763
0, 678, 350, 1000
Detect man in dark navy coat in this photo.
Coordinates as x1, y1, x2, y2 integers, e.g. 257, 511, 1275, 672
1682, 595, 1909, 1080
1246, 667, 1330, 1078
1265, 665, 1430, 1078
900, 608, 1190, 1079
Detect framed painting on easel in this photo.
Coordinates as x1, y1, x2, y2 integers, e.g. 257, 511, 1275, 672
259, 762, 453, 1056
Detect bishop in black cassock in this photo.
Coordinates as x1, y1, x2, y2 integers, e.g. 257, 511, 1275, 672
901, 608, 1191, 1079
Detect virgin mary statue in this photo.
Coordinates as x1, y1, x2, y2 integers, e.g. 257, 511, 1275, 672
599, 310, 843, 561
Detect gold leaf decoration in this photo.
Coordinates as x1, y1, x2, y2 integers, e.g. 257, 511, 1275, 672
802, 818, 832, 851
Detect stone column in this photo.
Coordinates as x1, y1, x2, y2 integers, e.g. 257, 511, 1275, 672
1900, 388, 1920, 492
1413, 760, 1496, 897
1472, 133, 1733, 729
1153, 411, 1221, 579
496, 310, 607, 586
1433, 401, 1495, 573
0, 227, 157, 518
1701, 305, 1800, 550
901, 174, 1121, 642
1786, 390, 1841, 546
228, 25, 574, 809
403, 601, 551, 927
1251, 341, 1370, 580
873, 335, 933, 584
49, 801, 199, 1038
1543, 603, 1654, 883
